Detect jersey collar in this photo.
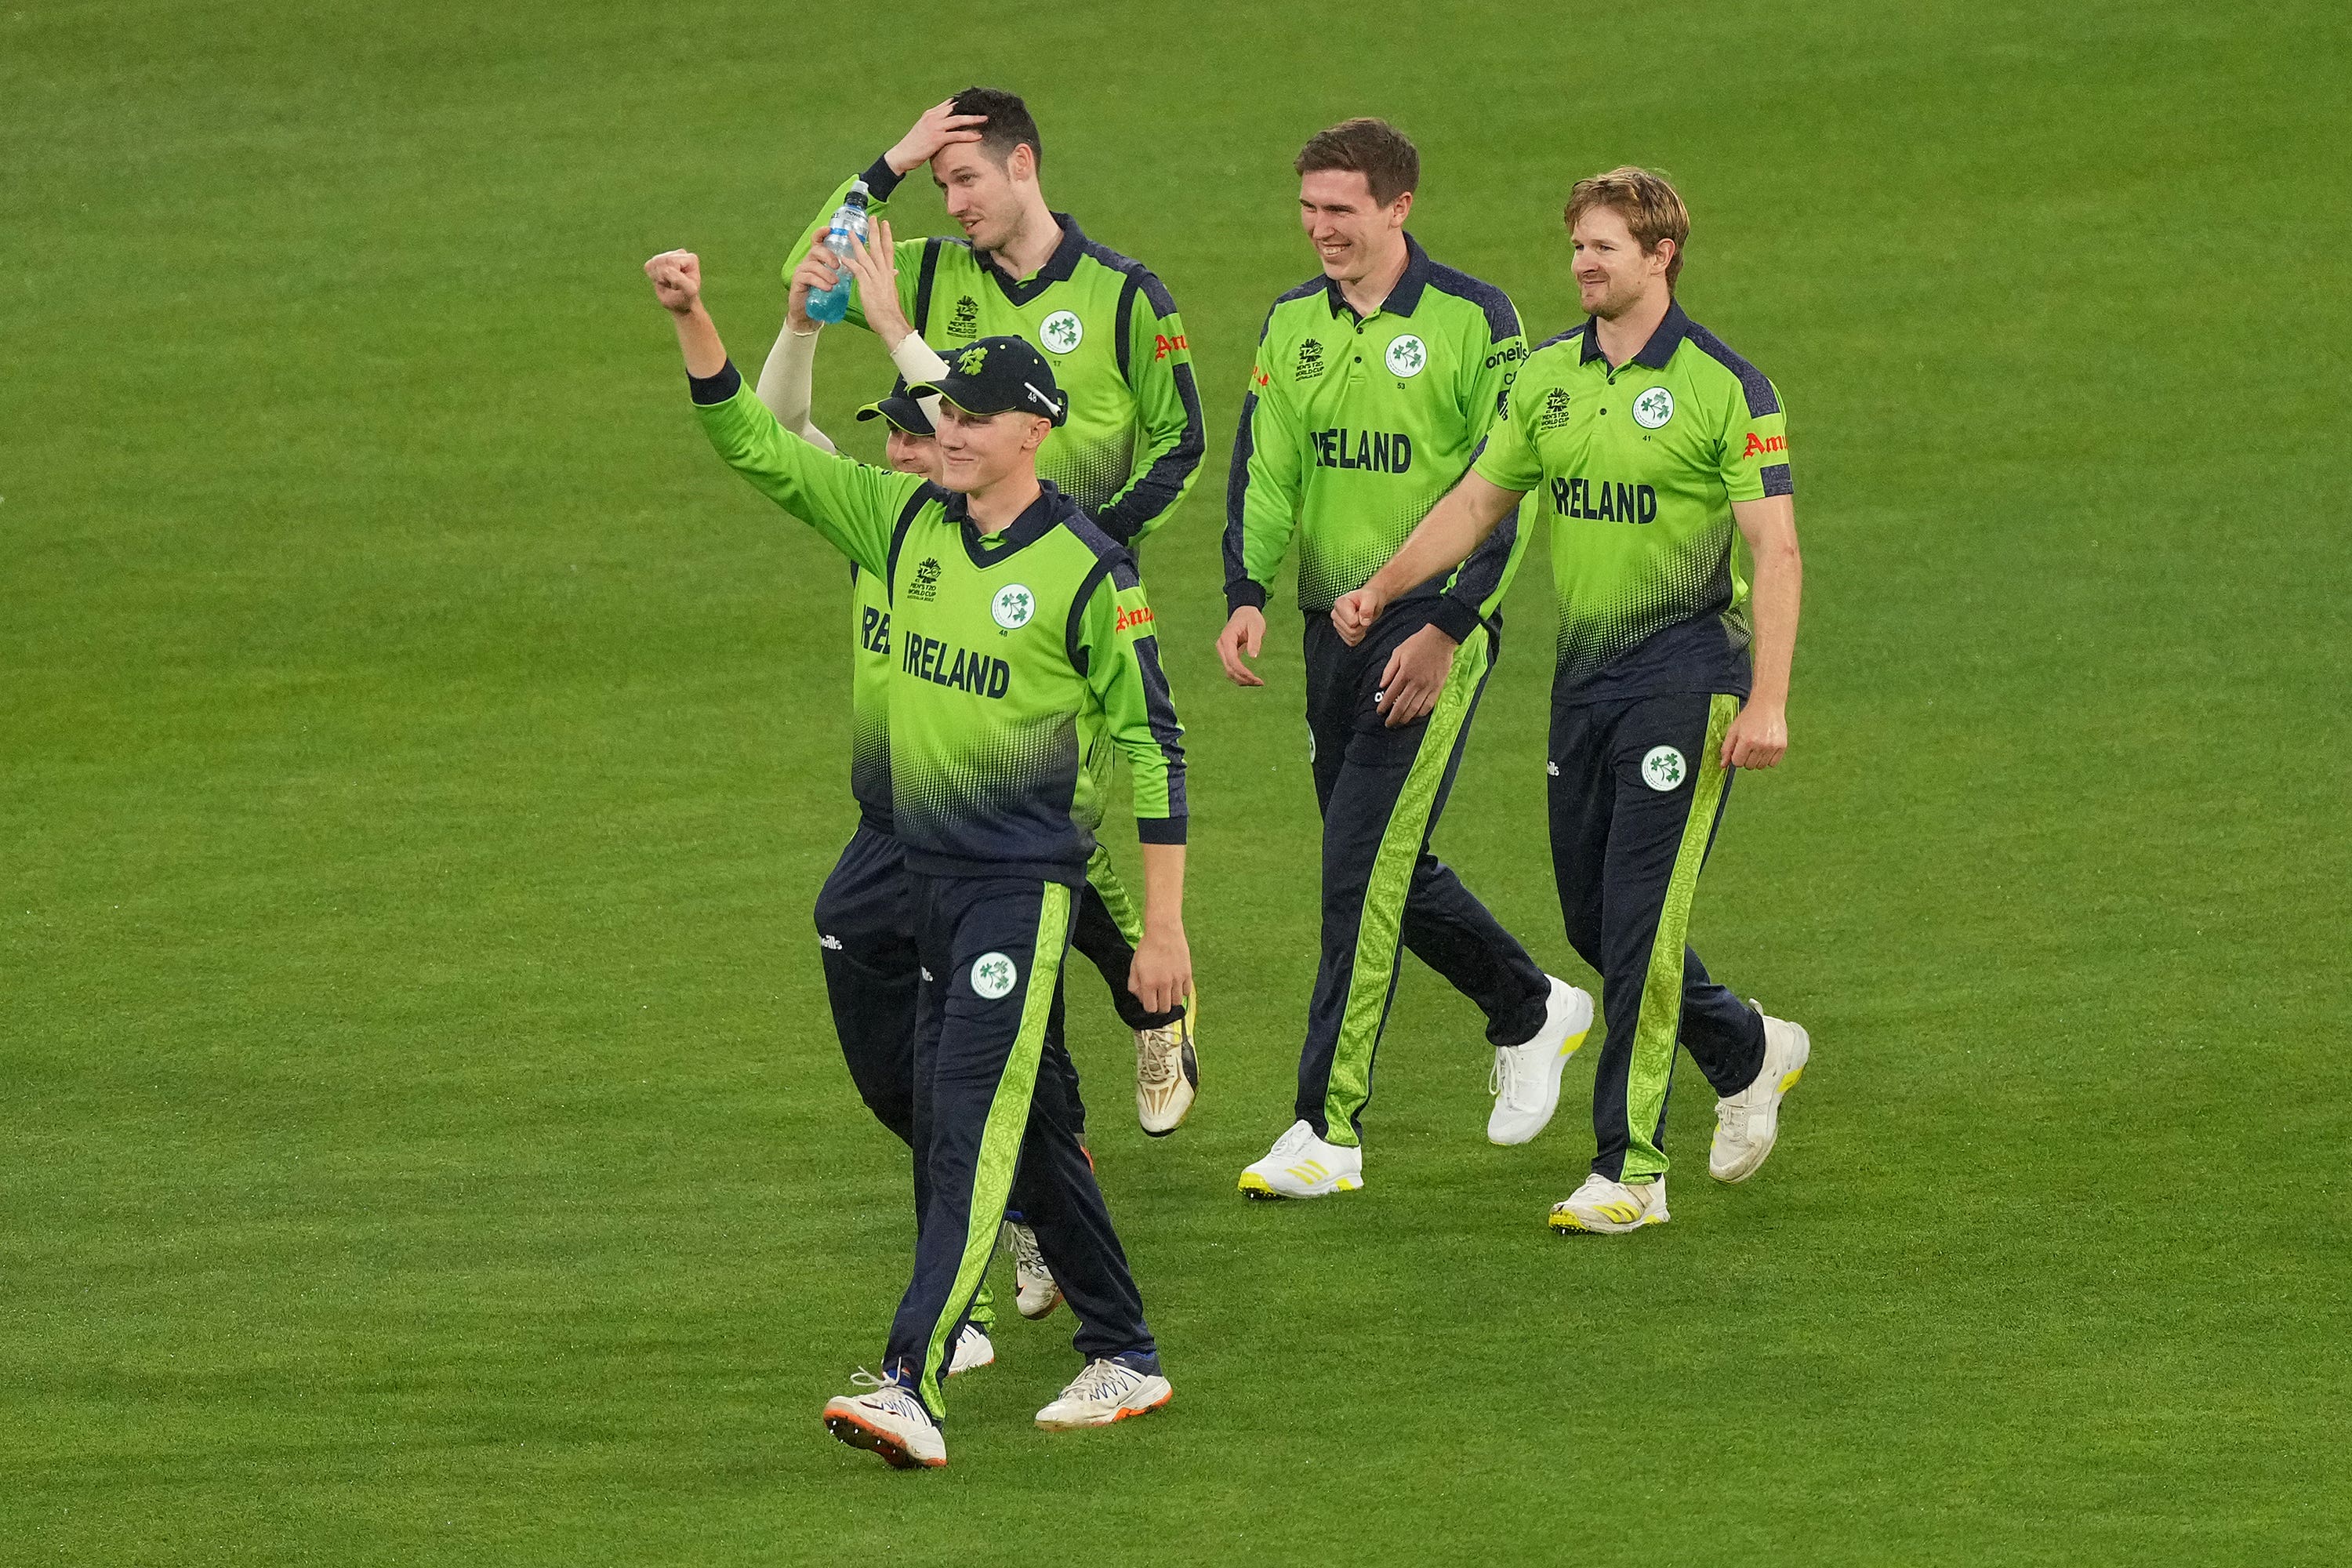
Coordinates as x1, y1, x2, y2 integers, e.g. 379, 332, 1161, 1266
940, 479, 1073, 567
980, 213, 1088, 307
1323, 233, 1434, 322
1576, 298, 1693, 368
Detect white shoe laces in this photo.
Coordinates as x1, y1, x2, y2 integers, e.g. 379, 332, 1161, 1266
1136, 1023, 1179, 1085
1005, 1222, 1049, 1279
1058, 1359, 1141, 1405
847, 1367, 927, 1419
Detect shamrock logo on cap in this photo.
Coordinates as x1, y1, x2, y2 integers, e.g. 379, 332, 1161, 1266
957, 345, 989, 376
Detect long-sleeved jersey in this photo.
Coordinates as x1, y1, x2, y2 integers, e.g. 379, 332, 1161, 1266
1224, 236, 1530, 644
785, 162, 1205, 546
692, 363, 1185, 884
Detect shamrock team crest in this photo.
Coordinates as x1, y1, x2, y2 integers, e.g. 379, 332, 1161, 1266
1040, 310, 1083, 354
957, 344, 989, 376
991, 583, 1036, 630
1641, 745, 1687, 792
1385, 334, 1428, 378
970, 951, 1019, 999
1632, 386, 1675, 428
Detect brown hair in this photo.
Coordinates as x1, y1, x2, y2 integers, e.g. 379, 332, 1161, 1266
951, 86, 1043, 169
1566, 166, 1690, 289
1294, 118, 1419, 206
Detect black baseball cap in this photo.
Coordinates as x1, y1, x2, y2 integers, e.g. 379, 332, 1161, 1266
855, 376, 935, 437
908, 336, 1068, 426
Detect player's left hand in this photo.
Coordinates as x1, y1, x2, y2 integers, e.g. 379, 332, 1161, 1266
1129, 924, 1193, 1016
644, 249, 702, 314
840, 219, 911, 347
1722, 700, 1788, 769
1330, 586, 1385, 646
1374, 622, 1457, 728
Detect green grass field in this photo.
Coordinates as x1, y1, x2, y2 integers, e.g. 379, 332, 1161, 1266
8, 0, 2350, 1560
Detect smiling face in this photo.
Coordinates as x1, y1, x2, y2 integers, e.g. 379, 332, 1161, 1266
884, 426, 940, 482
931, 141, 1036, 256
1570, 203, 1675, 321
1298, 168, 1412, 289
929, 401, 1049, 496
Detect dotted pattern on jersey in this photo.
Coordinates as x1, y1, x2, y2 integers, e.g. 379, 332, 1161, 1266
892, 710, 1086, 866
1042, 430, 1140, 519
850, 711, 891, 822
1552, 525, 1749, 684
1296, 492, 1445, 612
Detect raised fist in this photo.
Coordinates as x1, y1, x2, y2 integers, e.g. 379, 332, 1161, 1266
644, 249, 702, 314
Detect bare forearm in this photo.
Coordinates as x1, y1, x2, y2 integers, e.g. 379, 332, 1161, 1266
1733, 496, 1802, 706
670, 302, 726, 379
1139, 841, 1185, 935
1367, 477, 1519, 603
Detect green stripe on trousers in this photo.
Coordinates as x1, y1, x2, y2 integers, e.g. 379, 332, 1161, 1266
1321, 626, 1492, 1149
1621, 694, 1738, 1182
917, 881, 1071, 1417
1085, 842, 1144, 948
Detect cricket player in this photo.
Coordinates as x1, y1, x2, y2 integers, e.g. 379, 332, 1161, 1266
785, 87, 1202, 1131
1333, 168, 1813, 1235
1219, 118, 1592, 1200
648, 248, 1188, 1467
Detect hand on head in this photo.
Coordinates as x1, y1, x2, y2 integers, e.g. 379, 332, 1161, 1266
887, 98, 989, 176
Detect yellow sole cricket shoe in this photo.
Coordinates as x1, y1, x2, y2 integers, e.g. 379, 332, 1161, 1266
1548, 1173, 1671, 1234
1237, 1119, 1363, 1200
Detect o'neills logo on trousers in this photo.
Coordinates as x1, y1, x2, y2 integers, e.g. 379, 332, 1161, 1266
902, 632, 1011, 697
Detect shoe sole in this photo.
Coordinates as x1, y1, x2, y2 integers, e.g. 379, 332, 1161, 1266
1711, 1021, 1811, 1184
824, 1408, 944, 1469
1486, 985, 1595, 1145
1036, 1384, 1173, 1432
1016, 1290, 1063, 1321
1237, 1171, 1362, 1200
1548, 1208, 1670, 1235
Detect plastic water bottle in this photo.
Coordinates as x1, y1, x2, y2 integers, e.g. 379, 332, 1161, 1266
806, 181, 870, 324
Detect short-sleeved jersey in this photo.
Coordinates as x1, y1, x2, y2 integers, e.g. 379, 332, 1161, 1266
786, 163, 1205, 546
1475, 300, 1791, 704
691, 364, 1186, 884
1224, 237, 1530, 641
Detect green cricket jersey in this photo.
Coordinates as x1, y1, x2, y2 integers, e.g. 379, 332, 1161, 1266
1225, 237, 1530, 643
848, 561, 893, 828
786, 161, 1205, 545
692, 362, 1185, 882
1474, 299, 1791, 703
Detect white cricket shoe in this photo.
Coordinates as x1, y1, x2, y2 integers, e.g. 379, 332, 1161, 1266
1486, 977, 1595, 1145
822, 1370, 946, 1468
1548, 1172, 1671, 1234
1709, 1006, 1811, 1183
946, 1321, 995, 1377
1237, 1120, 1363, 1200
1034, 1358, 1173, 1430
1002, 1221, 1061, 1319
1135, 993, 1199, 1136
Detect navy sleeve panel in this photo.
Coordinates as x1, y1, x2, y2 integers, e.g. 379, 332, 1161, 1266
1065, 550, 1121, 676
689, 359, 742, 405
1098, 361, 1206, 545
1127, 624, 1189, 824
1221, 387, 1264, 612
1441, 492, 1523, 632
1685, 323, 1781, 419
1424, 263, 1520, 345
1760, 463, 1794, 497
1532, 325, 1585, 354
913, 238, 944, 336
